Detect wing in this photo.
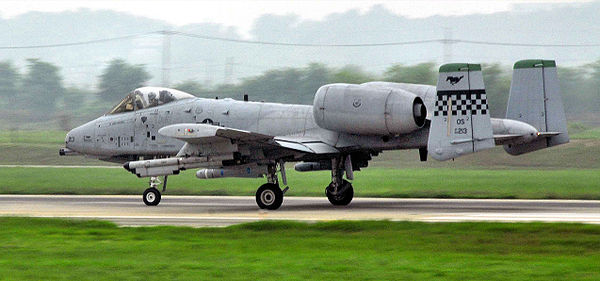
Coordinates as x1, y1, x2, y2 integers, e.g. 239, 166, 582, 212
158, 123, 338, 154
126, 123, 337, 178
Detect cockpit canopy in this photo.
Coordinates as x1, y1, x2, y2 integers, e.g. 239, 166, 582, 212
108, 87, 195, 115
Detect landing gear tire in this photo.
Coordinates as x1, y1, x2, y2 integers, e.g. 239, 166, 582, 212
143, 188, 161, 206
255, 183, 283, 210
326, 180, 353, 206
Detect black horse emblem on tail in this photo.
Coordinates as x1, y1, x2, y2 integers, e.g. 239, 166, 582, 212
446, 75, 464, 85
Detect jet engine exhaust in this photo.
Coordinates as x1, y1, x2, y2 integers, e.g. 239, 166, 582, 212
412, 97, 426, 128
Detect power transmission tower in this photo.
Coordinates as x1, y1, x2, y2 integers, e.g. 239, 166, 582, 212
161, 30, 172, 87
204, 58, 213, 88
443, 28, 454, 63
224, 57, 235, 84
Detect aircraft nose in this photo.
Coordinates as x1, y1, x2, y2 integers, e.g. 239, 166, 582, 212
65, 127, 82, 152
65, 132, 71, 147
65, 129, 78, 148
64, 121, 95, 153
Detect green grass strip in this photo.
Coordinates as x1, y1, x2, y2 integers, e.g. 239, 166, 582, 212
0, 217, 599, 280
0, 167, 599, 199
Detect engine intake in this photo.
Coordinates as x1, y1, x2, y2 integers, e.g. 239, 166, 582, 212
313, 83, 426, 135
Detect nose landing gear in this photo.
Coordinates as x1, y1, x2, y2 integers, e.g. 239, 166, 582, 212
255, 161, 287, 210
256, 183, 283, 210
142, 176, 167, 206
143, 187, 161, 206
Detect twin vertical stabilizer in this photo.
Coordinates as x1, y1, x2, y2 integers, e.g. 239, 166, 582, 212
428, 60, 569, 161
504, 60, 569, 155
428, 63, 495, 161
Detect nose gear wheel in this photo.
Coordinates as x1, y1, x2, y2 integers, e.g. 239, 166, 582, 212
143, 188, 161, 206
256, 183, 283, 210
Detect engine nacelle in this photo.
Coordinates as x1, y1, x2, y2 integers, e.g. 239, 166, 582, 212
313, 83, 426, 135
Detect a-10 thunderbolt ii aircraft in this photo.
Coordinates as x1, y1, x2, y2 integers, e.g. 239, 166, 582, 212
61, 60, 569, 210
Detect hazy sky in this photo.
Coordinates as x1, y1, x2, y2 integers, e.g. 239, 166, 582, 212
0, 0, 589, 36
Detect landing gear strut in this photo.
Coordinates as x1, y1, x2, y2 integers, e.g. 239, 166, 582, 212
255, 162, 287, 210
142, 176, 167, 206
326, 156, 354, 206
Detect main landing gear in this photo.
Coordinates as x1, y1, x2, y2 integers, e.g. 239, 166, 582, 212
255, 161, 289, 210
254, 156, 355, 210
143, 176, 168, 206
325, 156, 354, 206
326, 179, 354, 206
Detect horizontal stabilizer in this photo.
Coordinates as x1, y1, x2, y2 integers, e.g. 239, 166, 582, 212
537, 132, 561, 137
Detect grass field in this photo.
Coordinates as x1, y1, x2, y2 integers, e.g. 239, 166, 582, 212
572, 127, 600, 139
1, 129, 599, 168
0, 129, 598, 199
1, 167, 599, 199
0, 217, 599, 280
0, 130, 66, 145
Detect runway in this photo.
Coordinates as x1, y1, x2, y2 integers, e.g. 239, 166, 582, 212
1, 195, 599, 227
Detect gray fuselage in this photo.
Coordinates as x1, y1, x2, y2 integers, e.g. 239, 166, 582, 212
66, 96, 430, 162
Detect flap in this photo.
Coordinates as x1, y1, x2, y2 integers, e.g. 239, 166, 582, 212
274, 139, 339, 154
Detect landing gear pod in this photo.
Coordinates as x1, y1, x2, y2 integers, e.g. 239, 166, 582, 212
196, 164, 267, 179
313, 84, 426, 135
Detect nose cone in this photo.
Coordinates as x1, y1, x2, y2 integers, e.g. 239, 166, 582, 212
65, 120, 95, 154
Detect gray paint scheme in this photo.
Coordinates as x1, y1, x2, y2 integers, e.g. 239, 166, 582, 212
428, 66, 495, 161
63, 60, 569, 181
505, 63, 569, 155
313, 83, 425, 135
66, 91, 430, 164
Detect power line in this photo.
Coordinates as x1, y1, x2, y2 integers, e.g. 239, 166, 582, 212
455, 39, 600, 48
170, 30, 600, 48
1, 30, 600, 49
170, 31, 441, 47
0, 32, 157, 50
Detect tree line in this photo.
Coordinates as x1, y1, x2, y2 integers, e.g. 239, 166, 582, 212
174, 61, 599, 120
0, 59, 149, 129
0, 58, 598, 130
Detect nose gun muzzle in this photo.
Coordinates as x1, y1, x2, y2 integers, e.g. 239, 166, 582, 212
59, 147, 80, 156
